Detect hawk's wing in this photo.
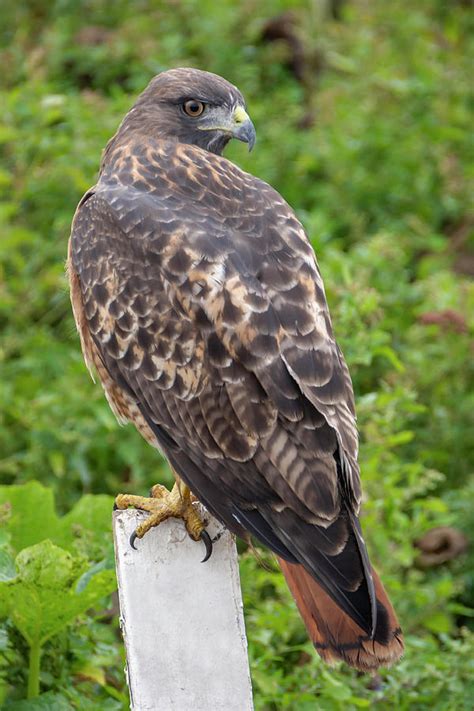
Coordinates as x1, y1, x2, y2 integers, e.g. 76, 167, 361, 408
69, 139, 374, 634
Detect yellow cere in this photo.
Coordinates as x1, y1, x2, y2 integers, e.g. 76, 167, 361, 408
233, 106, 250, 125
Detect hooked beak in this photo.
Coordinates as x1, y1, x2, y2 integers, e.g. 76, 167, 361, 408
197, 104, 257, 152
231, 106, 256, 151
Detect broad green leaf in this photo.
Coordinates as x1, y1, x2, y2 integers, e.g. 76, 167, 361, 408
75, 555, 114, 594
0, 483, 61, 553
0, 482, 114, 557
0, 541, 116, 645
63, 494, 114, 546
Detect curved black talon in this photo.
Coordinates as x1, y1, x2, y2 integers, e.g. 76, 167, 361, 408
129, 531, 139, 550
200, 529, 213, 563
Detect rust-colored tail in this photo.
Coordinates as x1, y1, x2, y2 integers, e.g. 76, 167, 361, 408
278, 557, 404, 671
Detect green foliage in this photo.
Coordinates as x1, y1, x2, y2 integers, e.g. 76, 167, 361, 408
0, 540, 114, 646
0, 0, 473, 708
0, 484, 122, 707
0, 482, 113, 554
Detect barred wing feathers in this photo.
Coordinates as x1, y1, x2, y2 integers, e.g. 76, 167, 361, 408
69, 137, 402, 668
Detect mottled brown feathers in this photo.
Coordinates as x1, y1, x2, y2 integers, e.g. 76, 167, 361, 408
68, 68, 403, 670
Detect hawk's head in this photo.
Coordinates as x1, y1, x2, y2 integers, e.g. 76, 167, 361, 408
120, 68, 256, 156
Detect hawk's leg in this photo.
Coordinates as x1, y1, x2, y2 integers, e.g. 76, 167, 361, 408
114, 475, 212, 561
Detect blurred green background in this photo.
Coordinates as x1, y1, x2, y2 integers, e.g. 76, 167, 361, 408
0, 1, 473, 709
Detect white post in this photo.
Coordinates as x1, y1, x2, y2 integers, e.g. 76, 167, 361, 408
113, 508, 254, 711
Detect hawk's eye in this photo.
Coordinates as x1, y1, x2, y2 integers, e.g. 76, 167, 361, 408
183, 100, 205, 117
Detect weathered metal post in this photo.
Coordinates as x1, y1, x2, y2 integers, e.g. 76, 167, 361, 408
113, 508, 253, 711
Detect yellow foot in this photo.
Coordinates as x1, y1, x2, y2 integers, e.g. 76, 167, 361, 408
114, 479, 212, 561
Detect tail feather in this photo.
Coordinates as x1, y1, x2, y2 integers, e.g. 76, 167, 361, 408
278, 557, 403, 671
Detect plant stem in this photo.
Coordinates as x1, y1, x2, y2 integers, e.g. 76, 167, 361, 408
27, 639, 41, 699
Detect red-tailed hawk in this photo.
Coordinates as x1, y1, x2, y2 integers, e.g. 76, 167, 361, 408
68, 68, 403, 670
